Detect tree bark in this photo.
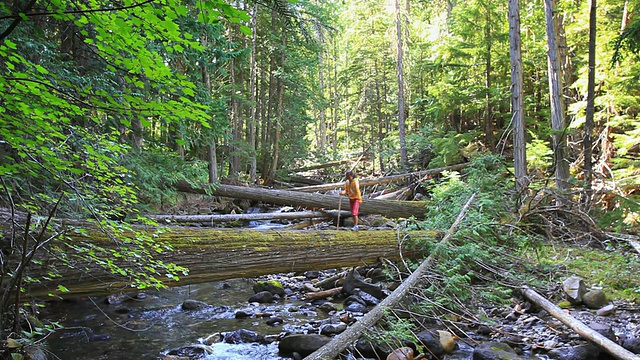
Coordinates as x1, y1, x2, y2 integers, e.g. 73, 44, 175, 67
395, 0, 408, 171
583, 0, 596, 199
544, 0, 570, 191
509, 0, 528, 192
304, 194, 476, 360
175, 181, 428, 219
521, 286, 640, 360
305, 287, 343, 301
249, 2, 258, 183
21, 228, 434, 299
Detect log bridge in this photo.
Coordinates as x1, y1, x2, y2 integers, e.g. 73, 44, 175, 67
23, 227, 436, 299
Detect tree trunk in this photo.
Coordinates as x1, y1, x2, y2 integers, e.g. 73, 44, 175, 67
249, 3, 258, 183
208, 142, 218, 184
521, 286, 640, 360
304, 194, 475, 360
509, 0, 528, 192
583, 0, 596, 199
174, 181, 428, 219
22, 228, 433, 299
484, 3, 495, 151
544, 0, 570, 191
395, 0, 408, 171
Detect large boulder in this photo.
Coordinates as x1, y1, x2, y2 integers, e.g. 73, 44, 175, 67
248, 290, 275, 303
562, 276, 587, 305
547, 344, 600, 360
278, 334, 332, 357
253, 280, 286, 296
582, 289, 607, 309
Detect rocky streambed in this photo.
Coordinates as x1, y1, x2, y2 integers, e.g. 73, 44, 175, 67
41, 264, 640, 360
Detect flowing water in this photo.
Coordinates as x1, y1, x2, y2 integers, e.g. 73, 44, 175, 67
44, 278, 323, 360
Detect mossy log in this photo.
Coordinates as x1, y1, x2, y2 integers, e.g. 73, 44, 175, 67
175, 181, 427, 219
23, 228, 437, 299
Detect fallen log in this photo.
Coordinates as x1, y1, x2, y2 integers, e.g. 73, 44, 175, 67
147, 210, 348, 224
175, 181, 427, 219
521, 286, 640, 360
305, 287, 343, 301
22, 228, 436, 299
290, 163, 468, 193
293, 158, 360, 172
304, 193, 476, 360
374, 187, 413, 201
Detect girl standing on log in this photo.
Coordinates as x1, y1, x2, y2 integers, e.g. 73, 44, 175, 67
341, 170, 362, 230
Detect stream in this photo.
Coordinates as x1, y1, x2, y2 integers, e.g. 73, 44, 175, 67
44, 278, 325, 360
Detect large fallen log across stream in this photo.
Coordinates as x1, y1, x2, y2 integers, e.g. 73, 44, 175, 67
175, 181, 427, 219
22, 228, 436, 299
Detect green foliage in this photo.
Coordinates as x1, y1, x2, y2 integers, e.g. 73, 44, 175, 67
526, 139, 553, 176
0, 0, 249, 351
540, 244, 640, 300
121, 149, 209, 212
611, 19, 640, 64
408, 129, 479, 169
407, 154, 521, 311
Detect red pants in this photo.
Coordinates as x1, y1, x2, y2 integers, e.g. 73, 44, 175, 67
349, 199, 360, 216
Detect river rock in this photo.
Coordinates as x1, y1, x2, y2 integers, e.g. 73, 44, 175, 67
278, 334, 332, 357
588, 322, 616, 341
354, 288, 380, 306
319, 322, 347, 335
234, 308, 253, 318
620, 334, 640, 354
181, 299, 210, 311
344, 301, 367, 313
436, 330, 456, 353
582, 289, 607, 309
223, 329, 261, 344
248, 290, 275, 303
342, 269, 387, 300
547, 344, 600, 360
343, 294, 367, 307
562, 276, 587, 305
596, 303, 615, 316
266, 316, 284, 326
386, 346, 414, 360
253, 280, 286, 296
415, 330, 445, 356
104, 292, 138, 305
473, 341, 530, 360
318, 302, 338, 313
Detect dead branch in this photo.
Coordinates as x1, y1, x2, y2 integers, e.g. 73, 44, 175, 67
521, 286, 640, 360
303, 193, 476, 360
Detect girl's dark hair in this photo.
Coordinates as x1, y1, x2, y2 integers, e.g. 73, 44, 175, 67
346, 170, 355, 178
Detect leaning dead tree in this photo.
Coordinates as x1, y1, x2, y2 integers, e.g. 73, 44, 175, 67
304, 194, 476, 360
291, 163, 468, 193
521, 286, 640, 360
175, 181, 427, 219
